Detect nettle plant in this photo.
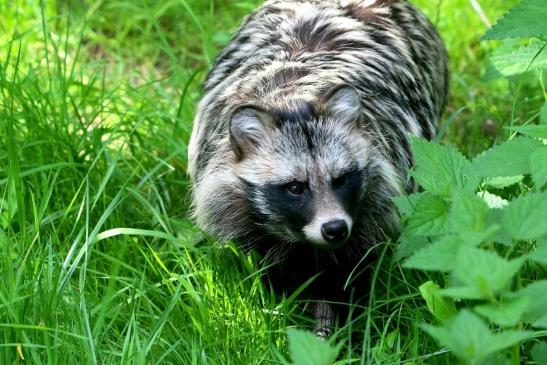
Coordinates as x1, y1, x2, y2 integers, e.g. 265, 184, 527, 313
396, 1, 547, 364
397, 134, 546, 364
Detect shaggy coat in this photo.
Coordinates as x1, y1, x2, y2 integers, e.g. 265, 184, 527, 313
188, 0, 449, 333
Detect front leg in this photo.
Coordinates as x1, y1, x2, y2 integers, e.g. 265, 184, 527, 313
313, 301, 335, 338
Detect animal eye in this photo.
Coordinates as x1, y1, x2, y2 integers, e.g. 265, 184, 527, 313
286, 182, 305, 196
332, 174, 347, 188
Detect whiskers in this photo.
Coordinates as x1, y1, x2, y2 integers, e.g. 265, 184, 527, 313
261, 239, 293, 266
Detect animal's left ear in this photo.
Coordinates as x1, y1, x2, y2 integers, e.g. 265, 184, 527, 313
319, 85, 361, 125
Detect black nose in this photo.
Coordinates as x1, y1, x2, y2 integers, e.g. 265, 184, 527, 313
321, 220, 348, 243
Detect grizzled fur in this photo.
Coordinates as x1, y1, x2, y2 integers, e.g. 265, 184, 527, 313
188, 0, 448, 333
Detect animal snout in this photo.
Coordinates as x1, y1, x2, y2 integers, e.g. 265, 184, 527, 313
321, 219, 348, 243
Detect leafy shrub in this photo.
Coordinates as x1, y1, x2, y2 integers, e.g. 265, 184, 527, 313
396, 1, 547, 363
398, 133, 546, 364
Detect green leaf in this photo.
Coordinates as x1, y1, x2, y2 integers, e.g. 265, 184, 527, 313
384, 329, 399, 350
392, 192, 428, 218
533, 315, 547, 329
419, 281, 457, 322
286, 329, 340, 365
530, 147, 547, 189
458, 226, 500, 246
474, 296, 531, 327
487, 40, 547, 77
404, 229, 501, 273
405, 194, 448, 236
371, 330, 401, 362
439, 286, 485, 300
487, 209, 513, 246
529, 244, 547, 266
404, 235, 461, 272
466, 137, 542, 178
508, 125, 547, 139
508, 281, 547, 324
483, 0, 547, 40
410, 138, 478, 196
422, 310, 533, 365
501, 191, 547, 240
484, 353, 511, 365
485, 175, 524, 189
395, 232, 428, 261
485, 329, 534, 356
452, 247, 525, 298
448, 190, 490, 232
531, 342, 547, 365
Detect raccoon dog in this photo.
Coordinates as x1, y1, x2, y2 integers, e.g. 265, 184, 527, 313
188, 0, 448, 335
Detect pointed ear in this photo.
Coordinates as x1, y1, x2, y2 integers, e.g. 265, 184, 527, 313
229, 106, 274, 160
319, 85, 361, 124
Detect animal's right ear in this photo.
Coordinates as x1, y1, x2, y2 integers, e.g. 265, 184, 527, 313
229, 106, 274, 161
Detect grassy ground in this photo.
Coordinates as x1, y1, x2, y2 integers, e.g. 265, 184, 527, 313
0, 0, 541, 363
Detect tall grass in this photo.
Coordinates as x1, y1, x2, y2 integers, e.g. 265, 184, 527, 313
0, 0, 533, 363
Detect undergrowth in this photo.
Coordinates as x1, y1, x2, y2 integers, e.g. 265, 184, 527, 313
0, 0, 545, 364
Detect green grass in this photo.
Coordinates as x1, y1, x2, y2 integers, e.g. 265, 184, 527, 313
0, 0, 542, 363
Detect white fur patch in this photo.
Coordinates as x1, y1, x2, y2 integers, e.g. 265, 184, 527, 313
303, 211, 353, 246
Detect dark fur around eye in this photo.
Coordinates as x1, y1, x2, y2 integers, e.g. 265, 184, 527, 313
284, 181, 307, 196
260, 181, 314, 230
240, 179, 312, 229
332, 174, 347, 188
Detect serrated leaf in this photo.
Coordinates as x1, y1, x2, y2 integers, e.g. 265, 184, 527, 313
466, 137, 542, 178
459, 225, 500, 246
531, 342, 547, 364
448, 190, 490, 232
487, 40, 547, 77
483, 0, 547, 40
404, 229, 501, 273
530, 147, 547, 189
474, 296, 530, 327
485, 175, 524, 189
410, 138, 478, 196
508, 281, 547, 323
487, 209, 513, 246
422, 310, 533, 365
286, 329, 340, 365
419, 281, 457, 322
392, 192, 428, 218
478, 191, 508, 209
483, 330, 535, 357
452, 247, 525, 298
501, 191, 547, 240
508, 125, 547, 139
405, 194, 448, 236
404, 235, 461, 272
395, 232, 427, 261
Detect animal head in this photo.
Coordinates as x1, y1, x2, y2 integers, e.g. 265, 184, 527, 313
229, 85, 378, 248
